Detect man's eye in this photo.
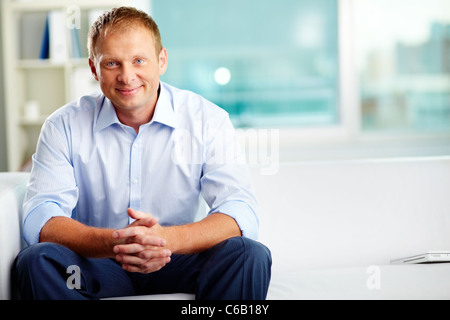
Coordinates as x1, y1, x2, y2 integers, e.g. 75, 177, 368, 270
106, 62, 117, 67
135, 59, 144, 64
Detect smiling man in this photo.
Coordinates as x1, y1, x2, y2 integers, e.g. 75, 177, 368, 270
13, 7, 271, 300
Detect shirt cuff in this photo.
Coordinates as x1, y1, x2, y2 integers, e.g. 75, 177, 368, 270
23, 201, 69, 246
211, 200, 259, 240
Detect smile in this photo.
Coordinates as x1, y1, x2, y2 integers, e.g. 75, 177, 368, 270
116, 86, 142, 96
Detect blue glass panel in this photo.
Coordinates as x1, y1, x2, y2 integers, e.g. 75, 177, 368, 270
355, 0, 450, 132
153, 0, 339, 128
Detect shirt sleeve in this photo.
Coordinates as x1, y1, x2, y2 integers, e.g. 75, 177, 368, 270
200, 114, 259, 240
22, 118, 78, 245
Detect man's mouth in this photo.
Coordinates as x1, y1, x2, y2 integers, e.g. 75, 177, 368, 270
116, 86, 142, 96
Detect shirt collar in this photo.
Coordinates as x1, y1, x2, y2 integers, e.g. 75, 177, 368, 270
152, 82, 178, 129
94, 82, 178, 133
94, 96, 120, 133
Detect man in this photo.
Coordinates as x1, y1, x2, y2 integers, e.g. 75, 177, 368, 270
14, 7, 271, 300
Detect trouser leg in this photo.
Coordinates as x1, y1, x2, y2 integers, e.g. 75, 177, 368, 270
13, 242, 135, 300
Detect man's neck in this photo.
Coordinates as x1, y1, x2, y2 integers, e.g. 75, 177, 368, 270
115, 85, 161, 134
116, 106, 155, 134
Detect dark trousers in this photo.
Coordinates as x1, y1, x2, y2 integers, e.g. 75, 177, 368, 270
13, 236, 272, 300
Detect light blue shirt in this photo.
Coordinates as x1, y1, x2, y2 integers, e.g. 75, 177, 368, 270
23, 82, 258, 246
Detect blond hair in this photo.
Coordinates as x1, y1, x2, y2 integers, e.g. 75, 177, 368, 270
87, 7, 163, 61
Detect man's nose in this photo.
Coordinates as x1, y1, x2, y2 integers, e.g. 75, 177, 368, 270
117, 64, 136, 84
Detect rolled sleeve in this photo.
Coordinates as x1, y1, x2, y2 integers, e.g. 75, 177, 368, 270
212, 200, 259, 240
23, 201, 69, 245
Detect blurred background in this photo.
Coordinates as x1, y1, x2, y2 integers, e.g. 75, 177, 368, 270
1, 0, 450, 171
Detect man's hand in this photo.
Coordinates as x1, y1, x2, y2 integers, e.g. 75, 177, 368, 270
112, 208, 172, 273
112, 207, 241, 273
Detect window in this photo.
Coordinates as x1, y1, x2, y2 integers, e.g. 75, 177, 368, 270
153, 0, 339, 128
355, 0, 450, 133
150, 0, 450, 162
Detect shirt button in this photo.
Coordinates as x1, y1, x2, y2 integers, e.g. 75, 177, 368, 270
133, 178, 138, 184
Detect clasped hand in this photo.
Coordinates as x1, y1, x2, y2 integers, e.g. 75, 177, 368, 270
112, 208, 172, 273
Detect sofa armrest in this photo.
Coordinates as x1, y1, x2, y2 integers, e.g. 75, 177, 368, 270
0, 172, 29, 300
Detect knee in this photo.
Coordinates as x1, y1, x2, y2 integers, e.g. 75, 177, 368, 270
223, 237, 272, 267
17, 242, 66, 260
197, 237, 272, 299
15, 242, 73, 275
16, 243, 52, 268
241, 237, 272, 267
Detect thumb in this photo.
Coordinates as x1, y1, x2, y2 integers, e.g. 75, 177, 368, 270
127, 208, 158, 227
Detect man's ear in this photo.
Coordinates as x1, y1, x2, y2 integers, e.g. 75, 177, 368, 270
89, 58, 99, 81
159, 48, 168, 76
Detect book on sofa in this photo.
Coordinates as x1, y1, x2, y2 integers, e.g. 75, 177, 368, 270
391, 251, 450, 264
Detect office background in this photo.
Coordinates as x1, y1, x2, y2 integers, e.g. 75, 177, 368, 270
1, 0, 450, 171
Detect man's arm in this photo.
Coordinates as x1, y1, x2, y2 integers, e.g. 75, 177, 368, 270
161, 211, 242, 254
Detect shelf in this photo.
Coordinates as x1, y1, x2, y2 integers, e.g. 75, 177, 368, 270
16, 58, 90, 69
16, 59, 65, 69
9, 0, 129, 12
18, 116, 48, 127
71, 57, 90, 67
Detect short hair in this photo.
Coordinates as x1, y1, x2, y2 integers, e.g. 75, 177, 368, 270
87, 6, 163, 61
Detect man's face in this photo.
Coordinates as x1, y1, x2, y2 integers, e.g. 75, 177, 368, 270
89, 25, 167, 120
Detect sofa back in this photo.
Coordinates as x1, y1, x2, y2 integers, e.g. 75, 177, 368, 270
251, 156, 450, 271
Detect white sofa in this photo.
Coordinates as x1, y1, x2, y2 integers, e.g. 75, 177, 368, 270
0, 171, 28, 300
1, 156, 450, 300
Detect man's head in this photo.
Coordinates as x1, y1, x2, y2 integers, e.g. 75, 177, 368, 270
88, 6, 163, 62
87, 7, 168, 128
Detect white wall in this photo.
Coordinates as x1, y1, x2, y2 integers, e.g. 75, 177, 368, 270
0, 12, 7, 172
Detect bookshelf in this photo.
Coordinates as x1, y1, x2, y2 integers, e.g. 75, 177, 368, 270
1, 0, 135, 171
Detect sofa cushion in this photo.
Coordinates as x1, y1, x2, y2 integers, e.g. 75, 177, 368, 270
267, 264, 450, 300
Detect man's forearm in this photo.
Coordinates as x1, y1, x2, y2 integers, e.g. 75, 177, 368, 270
161, 213, 242, 255
39, 216, 118, 258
